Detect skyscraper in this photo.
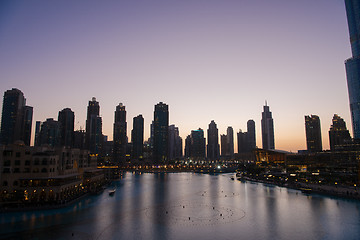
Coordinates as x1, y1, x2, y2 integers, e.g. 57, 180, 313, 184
38, 118, 61, 147
220, 134, 228, 157
34, 121, 41, 146
261, 102, 275, 150
207, 120, 220, 160
187, 128, 206, 160
113, 103, 127, 164
345, 0, 360, 139
247, 120, 256, 150
131, 114, 144, 160
168, 124, 182, 160
305, 115, 322, 152
153, 102, 169, 163
0, 88, 33, 146
58, 108, 74, 147
86, 97, 102, 154
226, 126, 234, 157
329, 114, 352, 151
237, 130, 247, 153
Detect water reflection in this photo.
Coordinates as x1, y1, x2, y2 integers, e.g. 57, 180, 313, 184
1, 172, 360, 240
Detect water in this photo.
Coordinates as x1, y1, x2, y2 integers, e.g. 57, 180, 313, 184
1, 172, 360, 240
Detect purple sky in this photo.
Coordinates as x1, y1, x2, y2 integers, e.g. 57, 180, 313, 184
0, 0, 352, 152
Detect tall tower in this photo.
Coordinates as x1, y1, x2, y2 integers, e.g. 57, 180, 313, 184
0, 88, 32, 145
207, 120, 220, 160
261, 102, 275, 150
153, 102, 169, 163
305, 115, 322, 152
131, 114, 144, 160
226, 126, 234, 157
329, 114, 352, 151
247, 120, 256, 150
58, 108, 75, 147
189, 128, 206, 160
113, 103, 127, 164
38, 118, 61, 147
345, 0, 360, 139
168, 124, 182, 160
86, 97, 102, 154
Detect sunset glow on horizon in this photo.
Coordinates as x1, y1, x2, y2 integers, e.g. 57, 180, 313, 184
0, 0, 352, 152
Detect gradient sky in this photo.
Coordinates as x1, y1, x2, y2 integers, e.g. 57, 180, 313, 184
0, 0, 352, 152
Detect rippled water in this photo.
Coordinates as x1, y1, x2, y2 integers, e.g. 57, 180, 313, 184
1, 172, 360, 240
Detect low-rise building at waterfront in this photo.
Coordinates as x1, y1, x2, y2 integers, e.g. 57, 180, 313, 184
0, 142, 105, 206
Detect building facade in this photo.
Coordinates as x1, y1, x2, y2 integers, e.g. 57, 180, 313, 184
329, 114, 352, 151
0, 88, 33, 146
58, 108, 75, 147
113, 103, 127, 164
345, 0, 360, 139
305, 115, 322, 152
153, 102, 169, 163
85, 97, 102, 154
131, 114, 144, 160
261, 102, 275, 150
38, 118, 61, 147
168, 124, 182, 160
207, 120, 220, 161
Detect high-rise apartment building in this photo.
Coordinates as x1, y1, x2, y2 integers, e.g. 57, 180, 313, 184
237, 130, 248, 153
305, 115, 322, 152
226, 126, 234, 157
0, 88, 33, 146
38, 118, 61, 147
220, 134, 228, 157
261, 102, 275, 150
168, 124, 182, 160
329, 114, 352, 151
113, 103, 127, 164
34, 121, 41, 146
345, 0, 360, 139
207, 120, 220, 160
247, 120, 256, 150
153, 102, 169, 162
86, 97, 102, 154
58, 108, 74, 147
187, 128, 206, 160
131, 114, 144, 160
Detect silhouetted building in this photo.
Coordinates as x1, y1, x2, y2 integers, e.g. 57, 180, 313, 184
0, 88, 33, 146
237, 120, 256, 154
207, 120, 220, 160
184, 135, 191, 158
34, 121, 41, 146
220, 134, 228, 157
38, 118, 61, 147
247, 120, 256, 150
345, 0, 360, 139
261, 102, 275, 150
237, 130, 248, 153
74, 130, 86, 149
58, 108, 74, 147
227, 126, 234, 157
131, 114, 144, 160
153, 102, 169, 163
113, 103, 127, 164
329, 114, 352, 151
168, 124, 182, 160
305, 115, 322, 152
86, 97, 102, 154
188, 128, 206, 160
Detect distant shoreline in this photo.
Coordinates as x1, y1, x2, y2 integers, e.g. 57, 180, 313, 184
236, 175, 360, 201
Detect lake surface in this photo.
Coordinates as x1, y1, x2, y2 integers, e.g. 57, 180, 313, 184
1, 172, 360, 240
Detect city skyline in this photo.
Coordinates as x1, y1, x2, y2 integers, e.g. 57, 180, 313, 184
0, 0, 352, 152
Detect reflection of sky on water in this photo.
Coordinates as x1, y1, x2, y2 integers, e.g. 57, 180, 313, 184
1, 172, 360, 240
